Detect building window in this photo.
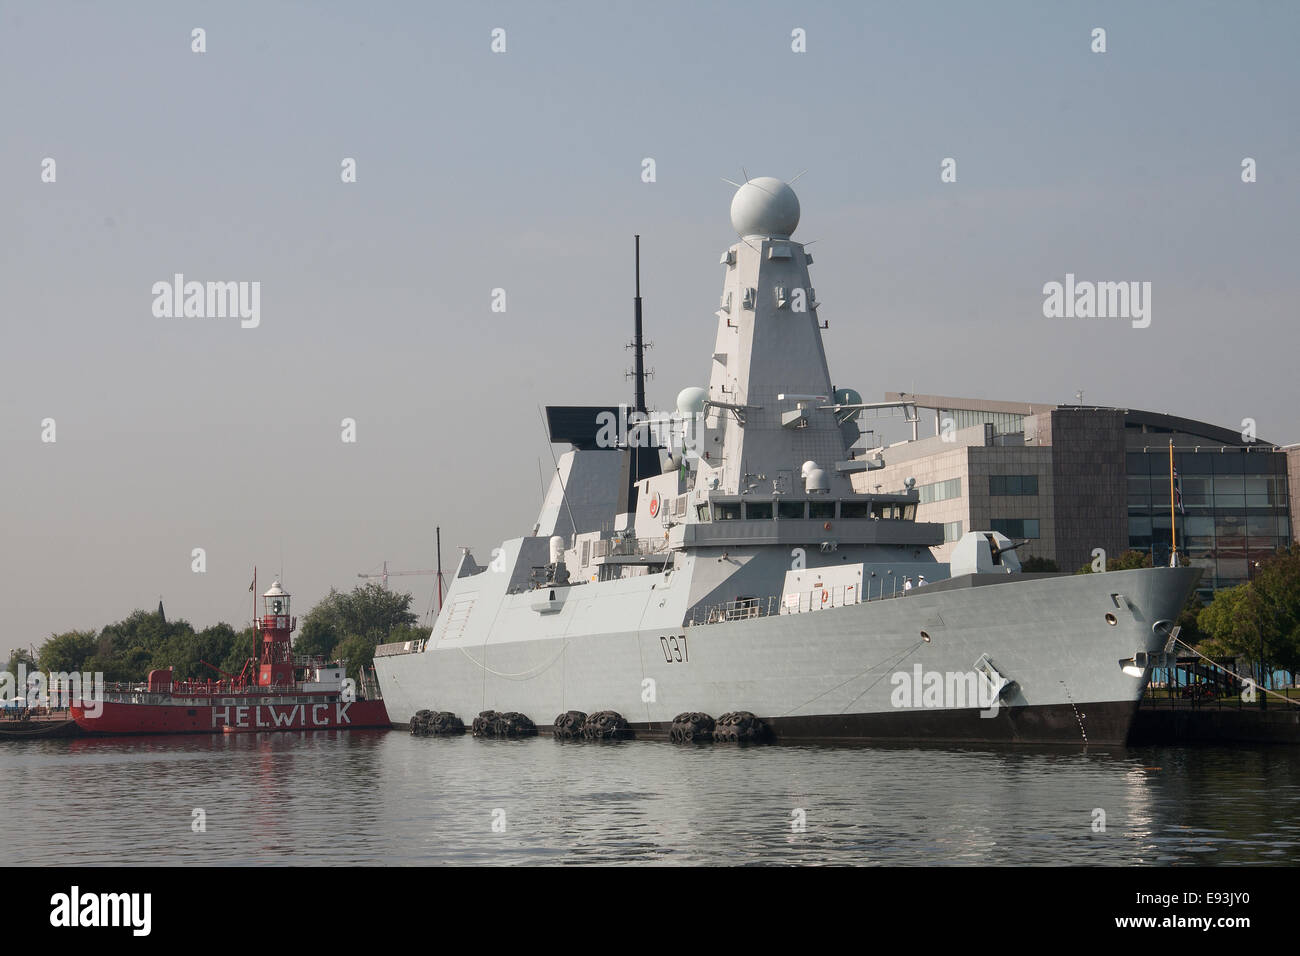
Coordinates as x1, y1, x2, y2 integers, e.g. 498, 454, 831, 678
991, 518, 1040, 538
943, 521, 963, 542
917, 477, 962, 504
989, 475, 1038, 496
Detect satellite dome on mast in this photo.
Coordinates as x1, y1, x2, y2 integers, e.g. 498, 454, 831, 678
730, 176, 800, 239
676, 386, 708, 415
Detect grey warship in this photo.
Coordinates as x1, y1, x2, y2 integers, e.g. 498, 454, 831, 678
375, 176, 1200, 745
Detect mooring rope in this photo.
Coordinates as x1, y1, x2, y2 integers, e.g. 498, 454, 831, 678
456, 642, 569, 681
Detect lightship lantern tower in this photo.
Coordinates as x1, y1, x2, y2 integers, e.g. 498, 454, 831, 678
257, 580, 296, 687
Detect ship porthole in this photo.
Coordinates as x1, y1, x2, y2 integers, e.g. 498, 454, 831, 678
1105, 613, 1118, 626
920, 631, 931, 643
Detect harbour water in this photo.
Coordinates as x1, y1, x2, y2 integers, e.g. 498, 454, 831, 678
2, 732, 1297, 866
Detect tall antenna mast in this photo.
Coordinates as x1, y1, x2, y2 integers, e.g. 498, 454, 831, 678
436, 526, 444, 612
632, 235, 647, 414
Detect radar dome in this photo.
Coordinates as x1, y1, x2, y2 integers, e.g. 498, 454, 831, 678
676, 386, 708, 415
833, 387, 863, 423
730, 177, 800, 239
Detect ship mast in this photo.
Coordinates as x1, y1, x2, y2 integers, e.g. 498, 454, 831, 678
631, 235, 647, 414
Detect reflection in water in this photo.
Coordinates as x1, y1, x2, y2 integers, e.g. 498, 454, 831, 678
2, 733, 1297, 865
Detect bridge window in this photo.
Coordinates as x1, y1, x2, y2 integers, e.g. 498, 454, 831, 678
744, 501, 773, 519
715, 502, 741, 520
840, 501, 871, 519
809, 501, 835, 520
777, 500, 806, 519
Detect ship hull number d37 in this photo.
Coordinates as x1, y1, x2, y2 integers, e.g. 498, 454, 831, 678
660, 634, 688, 663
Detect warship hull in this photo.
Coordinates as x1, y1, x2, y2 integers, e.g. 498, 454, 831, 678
377, 175, 1202, 747
376, 565, 1199, 746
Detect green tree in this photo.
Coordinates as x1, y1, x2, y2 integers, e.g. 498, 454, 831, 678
1249, 545, 1300, 679
86, 608, 204, 682
1174, 591, 1206, 647
1198, 584, 1263, 661
1076, 549, 1154, 574
1021, 556, 1059, 572
217, 627, 259, 679
333, 634, 375, 682
5, 647, 38, 677
296, 584, 420, 659
1197, 547, 1300, 686
36, 630, 99, 674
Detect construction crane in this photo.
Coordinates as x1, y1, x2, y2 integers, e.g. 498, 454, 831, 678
357, 529, 449, 621
357, 561, 436, 590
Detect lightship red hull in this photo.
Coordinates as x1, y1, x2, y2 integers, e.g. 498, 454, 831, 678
71, 698, 390, 735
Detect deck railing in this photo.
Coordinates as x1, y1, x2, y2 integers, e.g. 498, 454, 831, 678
586, 536, 673, 560
685, 580, 915, 627
375, 639, 428, 657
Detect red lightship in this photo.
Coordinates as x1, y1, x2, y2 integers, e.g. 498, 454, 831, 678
71, 578, 390, 735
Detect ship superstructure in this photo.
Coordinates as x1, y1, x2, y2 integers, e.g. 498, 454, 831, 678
375, 177, 1199, 745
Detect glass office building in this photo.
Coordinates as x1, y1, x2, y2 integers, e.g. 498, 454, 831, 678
1126, 447, 1290, 596
855, 396, 1295, 593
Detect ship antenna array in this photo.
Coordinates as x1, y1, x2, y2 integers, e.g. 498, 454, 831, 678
627, 234, 652, 414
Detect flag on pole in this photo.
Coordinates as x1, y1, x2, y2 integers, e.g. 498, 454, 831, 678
1173, 468, 1185, 515
249, 567, 257, 591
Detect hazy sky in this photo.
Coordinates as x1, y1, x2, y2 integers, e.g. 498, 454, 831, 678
3, 1, 1297, 647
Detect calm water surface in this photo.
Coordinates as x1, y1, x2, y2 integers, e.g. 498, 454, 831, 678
2, 732, 1297, 865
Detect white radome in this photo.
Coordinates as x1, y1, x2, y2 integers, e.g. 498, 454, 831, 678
676, 386, 708, 415
730, 177, 800, 239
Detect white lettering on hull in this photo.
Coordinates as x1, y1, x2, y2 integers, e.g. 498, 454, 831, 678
209, 702, 352, 729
